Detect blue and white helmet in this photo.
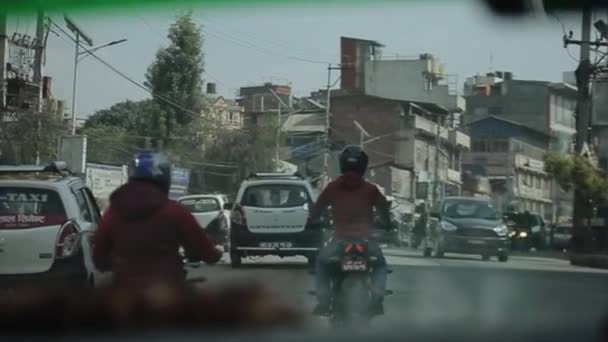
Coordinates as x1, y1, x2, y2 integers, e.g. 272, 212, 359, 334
129, 151, 171, 193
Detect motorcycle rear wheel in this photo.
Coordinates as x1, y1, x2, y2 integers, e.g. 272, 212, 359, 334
329, 273, 371, 328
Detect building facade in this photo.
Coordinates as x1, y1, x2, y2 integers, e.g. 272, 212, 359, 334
340, 37, 465, 114
237, 82, 292, 129
463, 73, 577, 221
330, 93, 470, 214
462, 116, 553, 220
208, 96, 244, 130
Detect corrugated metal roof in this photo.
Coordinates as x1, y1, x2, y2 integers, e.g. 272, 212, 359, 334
282, 113, 326, 133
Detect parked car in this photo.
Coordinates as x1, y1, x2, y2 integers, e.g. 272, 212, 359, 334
178, 194, 230, 250
228, 173, 323, 267
424, 196, 510, 262
0, 162, 107, 289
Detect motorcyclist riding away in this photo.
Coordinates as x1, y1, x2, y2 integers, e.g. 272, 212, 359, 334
309, 145, 392, 316
92, 151, 222, 286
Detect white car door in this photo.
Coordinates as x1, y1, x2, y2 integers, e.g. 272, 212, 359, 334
69, 184, 110, 287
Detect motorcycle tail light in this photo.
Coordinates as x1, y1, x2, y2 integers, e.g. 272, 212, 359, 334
344, 243, 353, 253
355, 243, 365, 253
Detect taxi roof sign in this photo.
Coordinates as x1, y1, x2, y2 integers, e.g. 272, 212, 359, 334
0, 161, 71, 175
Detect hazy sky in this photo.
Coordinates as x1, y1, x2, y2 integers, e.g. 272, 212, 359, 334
6, 0, 590, 117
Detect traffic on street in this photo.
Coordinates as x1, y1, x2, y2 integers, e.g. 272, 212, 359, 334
2, 0, 608, 341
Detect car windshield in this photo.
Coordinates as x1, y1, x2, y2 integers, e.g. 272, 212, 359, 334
443, 199, 499, 220
179, 197, 220, 213
242, 184, 310, 208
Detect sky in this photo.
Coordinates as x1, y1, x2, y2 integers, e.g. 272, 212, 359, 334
5, 0, 593, 118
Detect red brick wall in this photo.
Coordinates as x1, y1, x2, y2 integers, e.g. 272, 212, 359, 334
331, 95, 400, 168
340, 37, 357, 90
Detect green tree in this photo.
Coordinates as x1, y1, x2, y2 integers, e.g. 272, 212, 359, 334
83, 99, 161, 138
82, 125, 136, 166
544, 152, 608, 214
144, 11, 206, 145
0, 99, 65, 165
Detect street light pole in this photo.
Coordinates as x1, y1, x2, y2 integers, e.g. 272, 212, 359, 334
69, 38, 127, 135
70, 34, 79, 136
266, 87, 289, 171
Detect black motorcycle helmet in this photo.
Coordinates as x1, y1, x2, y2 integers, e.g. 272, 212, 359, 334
339, 145, 369, 176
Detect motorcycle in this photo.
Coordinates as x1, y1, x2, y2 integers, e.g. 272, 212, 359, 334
326, 239, 384, 327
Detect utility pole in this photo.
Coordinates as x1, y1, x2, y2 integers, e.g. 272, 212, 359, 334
322, 64, 342, 187
65, 15, 93, 136
565, 4, 593, 253
266, 86, 288, 172
431, 116, 442, 206
34, 10, 44, 165
0, 12, 7, 112
276, 99, 281, 170
34, 10, 44, 112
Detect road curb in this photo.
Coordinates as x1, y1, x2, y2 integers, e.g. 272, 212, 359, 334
569, 253, 608, 269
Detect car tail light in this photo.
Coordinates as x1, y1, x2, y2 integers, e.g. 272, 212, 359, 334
55, 221, 80, 259
355, 243, 365, 253
231, 205, 246, 226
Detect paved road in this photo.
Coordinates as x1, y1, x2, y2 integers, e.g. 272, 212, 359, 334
187, 247, 608, 334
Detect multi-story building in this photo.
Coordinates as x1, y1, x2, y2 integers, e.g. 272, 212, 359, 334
340, 36, 465, 114
208, 96, 244, 130
322, 36, 470, 214
463, 72, 577, 154
329, 93, 470, 214
237, 82, 292, 129
281, 107, 326, 178
462, 116, 554, 220
462, 73, 577, 222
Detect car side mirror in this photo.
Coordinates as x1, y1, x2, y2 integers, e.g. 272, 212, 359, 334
303, 203, 309, 212
223, 203, 232, 210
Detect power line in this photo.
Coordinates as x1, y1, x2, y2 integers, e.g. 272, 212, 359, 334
198, 13, 339, 61
137, 10, 332, 65
551, 12, 581, 63
84, 129, 239, 169
204, 26, 330, 65
48, 19, 250, 136
133, 12, 234, 90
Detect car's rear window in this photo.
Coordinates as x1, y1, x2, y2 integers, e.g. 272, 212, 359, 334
179, 198, 220, 213
242, 184, 311, 208
0, 187, 66, 229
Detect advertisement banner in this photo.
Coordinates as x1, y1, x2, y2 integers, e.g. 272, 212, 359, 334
170, 167, 191, 199
85, 163, 128, 201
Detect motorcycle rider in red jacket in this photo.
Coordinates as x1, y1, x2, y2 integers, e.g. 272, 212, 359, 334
309, 145, 392, 316
92, 151, 222, 286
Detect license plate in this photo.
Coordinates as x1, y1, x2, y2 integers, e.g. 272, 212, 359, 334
259, 241, 293, 248
341, 259, 367, 271
468, 239, 486, 245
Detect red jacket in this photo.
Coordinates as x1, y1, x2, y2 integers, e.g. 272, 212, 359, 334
310, 172, 389, 239
92, 180, 221, 285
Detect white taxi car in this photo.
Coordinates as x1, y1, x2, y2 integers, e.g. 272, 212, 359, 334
0, 162, 106, 289
228, 173, 322, 267
178, 194, 231, 250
